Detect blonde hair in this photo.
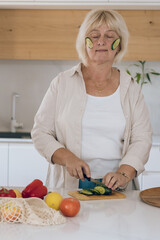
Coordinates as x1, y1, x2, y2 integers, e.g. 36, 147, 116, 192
76, 9, 129, 66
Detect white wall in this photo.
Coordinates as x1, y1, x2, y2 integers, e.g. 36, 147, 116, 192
118, 61, 160, 136
0, 60, 159, 135
0, 60, 79, 132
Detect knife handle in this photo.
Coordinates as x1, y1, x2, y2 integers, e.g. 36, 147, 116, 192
83, 173, 91, 181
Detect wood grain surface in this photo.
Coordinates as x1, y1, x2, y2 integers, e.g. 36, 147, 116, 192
0, 10, 160, 60
140, 187, 160, 208
68, 190, 126, 201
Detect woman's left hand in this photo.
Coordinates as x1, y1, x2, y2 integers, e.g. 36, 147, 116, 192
102, 172, 129, 190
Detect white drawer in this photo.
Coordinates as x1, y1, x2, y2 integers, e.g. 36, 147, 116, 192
141, 172, 160, 190
145, 146, 160, 171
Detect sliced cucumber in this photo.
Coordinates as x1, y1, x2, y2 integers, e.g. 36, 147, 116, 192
104, 187, 112, 195
79, 186, 112, 196
94, 186, 106, 195
111, 38, 120, 50
85, 37, 93, 49
79, 189, 93, 195
89, 188, 101, 195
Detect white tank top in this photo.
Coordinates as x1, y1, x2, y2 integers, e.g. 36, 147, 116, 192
81, 86, 126, 178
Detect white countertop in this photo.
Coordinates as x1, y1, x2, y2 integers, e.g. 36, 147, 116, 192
0, 138, 32, 143
1, 135, 160, 145
0, 190, 159, 240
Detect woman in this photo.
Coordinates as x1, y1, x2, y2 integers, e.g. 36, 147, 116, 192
31, 9, 152, 191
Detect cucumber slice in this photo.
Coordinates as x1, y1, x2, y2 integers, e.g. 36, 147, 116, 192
85, 37, 93, 49
111, 38, 120, 50
89, 188, 101, 195
94, 186, 106, 195
79, 186, 112, 196
79, 189, 93, 195
104, 187, 112, 195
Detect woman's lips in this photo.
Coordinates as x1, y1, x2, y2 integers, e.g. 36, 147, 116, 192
96, 49, 108, 52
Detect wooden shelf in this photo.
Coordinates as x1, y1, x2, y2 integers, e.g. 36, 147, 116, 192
0, 9, 159, 60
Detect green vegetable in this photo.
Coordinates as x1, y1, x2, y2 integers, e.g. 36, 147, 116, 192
94, 186, 106, 195
85, 37, 93, 49
111, 38, 120, 50
104, 187, 112, 195
79, 189, 93, 195
89, 188, 101, 195
79, 186, 112, 196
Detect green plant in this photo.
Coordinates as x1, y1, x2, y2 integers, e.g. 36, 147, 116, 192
126, 61, 160, 88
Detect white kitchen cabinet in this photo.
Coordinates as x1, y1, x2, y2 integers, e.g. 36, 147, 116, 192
109, 0, 160, 2
145, 145, 160, 171
1, 0, 160, 9
137, 144, 160, 190
141, 172, 160, 190
8, 143, 48, 187
0, 143, 8, 186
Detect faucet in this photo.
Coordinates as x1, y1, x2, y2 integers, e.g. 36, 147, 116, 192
11, 93, 23, 133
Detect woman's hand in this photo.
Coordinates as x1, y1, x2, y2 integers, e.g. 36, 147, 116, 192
66, 157, 91, 181
102, 172, 129, 190
52, 148, 90, 181
102, 165, 136, 190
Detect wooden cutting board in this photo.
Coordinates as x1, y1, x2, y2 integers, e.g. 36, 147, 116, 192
140, 187, 160, 207
68, 190, 126, 201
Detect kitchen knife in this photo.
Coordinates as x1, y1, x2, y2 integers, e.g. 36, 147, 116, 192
83, 173, 107, 188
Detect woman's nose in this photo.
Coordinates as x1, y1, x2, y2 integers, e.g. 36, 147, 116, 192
97, 36, 105, 45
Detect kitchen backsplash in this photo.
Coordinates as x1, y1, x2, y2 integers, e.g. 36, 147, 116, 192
0, 60, 160, 135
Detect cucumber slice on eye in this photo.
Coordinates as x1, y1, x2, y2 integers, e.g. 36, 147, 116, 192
85, 37, 93, 49
111, 38, 120, 50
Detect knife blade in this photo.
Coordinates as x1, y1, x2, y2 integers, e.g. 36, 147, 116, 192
83, 173, 107, 188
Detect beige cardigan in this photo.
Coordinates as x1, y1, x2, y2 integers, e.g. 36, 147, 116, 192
31, 63, 152, 189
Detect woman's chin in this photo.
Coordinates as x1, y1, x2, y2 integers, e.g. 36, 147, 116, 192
92, 58, 110, 65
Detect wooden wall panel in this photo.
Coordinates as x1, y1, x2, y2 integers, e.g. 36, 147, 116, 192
119, 10, 160, 61
0, 10, 159, 60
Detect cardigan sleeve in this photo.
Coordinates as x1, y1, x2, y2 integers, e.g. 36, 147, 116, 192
120, 82, 152, 176
31, 75, 65, 163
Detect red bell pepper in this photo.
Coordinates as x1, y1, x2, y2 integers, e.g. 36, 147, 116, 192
29, 185, 47, 199
0, 188, 16, 198
21, 190, 30, 198
23, 179, 43, 195
22, 179, 47, 199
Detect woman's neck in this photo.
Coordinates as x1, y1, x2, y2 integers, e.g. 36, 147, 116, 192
81, 62, 119, 96
82, 62, 113, 84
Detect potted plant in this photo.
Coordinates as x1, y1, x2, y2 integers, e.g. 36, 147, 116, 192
126, 61, 160, 88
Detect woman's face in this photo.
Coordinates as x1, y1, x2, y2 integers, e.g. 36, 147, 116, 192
86, 24, 120, 65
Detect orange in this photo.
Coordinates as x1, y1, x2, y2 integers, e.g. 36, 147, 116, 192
13, 189, 22, 198
45, 192, 63, 210
1, 202, 22, 222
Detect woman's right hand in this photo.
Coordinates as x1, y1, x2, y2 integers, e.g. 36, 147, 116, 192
52, 148, 91, 181
66, 156, 91, 181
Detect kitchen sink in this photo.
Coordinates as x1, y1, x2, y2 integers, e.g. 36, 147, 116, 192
0, 132, 31, 139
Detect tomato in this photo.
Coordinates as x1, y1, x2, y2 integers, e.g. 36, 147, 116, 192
60, 198, 80, 217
